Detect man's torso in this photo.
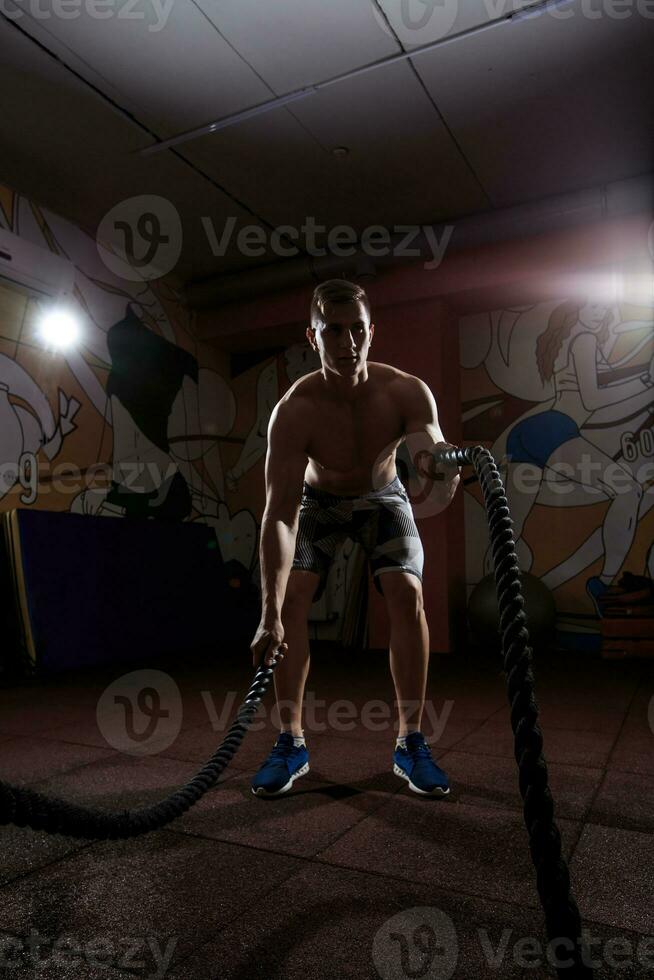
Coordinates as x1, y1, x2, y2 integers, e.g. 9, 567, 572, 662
285, 362, 410, 495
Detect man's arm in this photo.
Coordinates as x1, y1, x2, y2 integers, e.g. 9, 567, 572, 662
251, 397, 308, 666
400, 376, 460, 513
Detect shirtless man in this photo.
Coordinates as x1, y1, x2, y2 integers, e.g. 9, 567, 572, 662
250, 279, 460, 798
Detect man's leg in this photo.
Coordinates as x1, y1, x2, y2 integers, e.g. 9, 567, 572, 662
274, 569, 320, 736
251, 569, 319, 797
379, 571, 429, 737
376, 567, 450, 796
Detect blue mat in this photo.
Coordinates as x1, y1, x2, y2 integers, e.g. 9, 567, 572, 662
1, 510, 256, 674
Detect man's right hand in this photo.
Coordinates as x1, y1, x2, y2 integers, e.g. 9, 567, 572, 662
250, 618, 287, 668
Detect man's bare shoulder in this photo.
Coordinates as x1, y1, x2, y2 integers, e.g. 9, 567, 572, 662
269, 373, 319, 442
366, 361, 400, 379
367, 362, 425, 394
279, 370, 322, 407
277, 363, 425, 402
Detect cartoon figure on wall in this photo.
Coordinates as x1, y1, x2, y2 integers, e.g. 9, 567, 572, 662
460, 296, 654, 640
225, 343, 321, 492
0, 188, 258, 578
0, 354, 80, 504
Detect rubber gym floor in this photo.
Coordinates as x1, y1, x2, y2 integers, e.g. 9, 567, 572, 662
0, 643, 652, 979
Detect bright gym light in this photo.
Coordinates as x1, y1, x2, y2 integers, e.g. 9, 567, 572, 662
38, 308, 81, 349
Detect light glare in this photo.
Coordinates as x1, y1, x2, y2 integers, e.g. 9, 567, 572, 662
39, 309, 81, 349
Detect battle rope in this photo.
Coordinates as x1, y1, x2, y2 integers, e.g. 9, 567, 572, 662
0, 444, 592, 977
438, 444, 592, 980
0, 661, 279, 839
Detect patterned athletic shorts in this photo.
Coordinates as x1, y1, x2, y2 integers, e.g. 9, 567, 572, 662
291, 475, 424, 602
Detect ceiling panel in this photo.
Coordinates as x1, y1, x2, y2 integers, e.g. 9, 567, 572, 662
0, 17, 271, 283
197, 0, 400, 92
182, 109, 335, 232
7, 0, 272, 136
374, 0, 535, 47
285, 59, 489, 224
184, 59, 488, 236
0, 0, 651, 292
414, 2, 654, 205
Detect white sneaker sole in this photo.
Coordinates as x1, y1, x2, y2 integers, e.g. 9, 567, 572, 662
393, 763, 450, 797
251, 762, 310, 797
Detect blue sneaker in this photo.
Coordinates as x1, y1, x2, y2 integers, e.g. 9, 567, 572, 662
251, 732, 309, 797
393, 732, 450, 797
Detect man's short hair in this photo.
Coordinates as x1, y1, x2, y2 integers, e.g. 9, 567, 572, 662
310, 279, 371, 331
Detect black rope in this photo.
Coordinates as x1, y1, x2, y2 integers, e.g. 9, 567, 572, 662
0, 445, 593, 977
0, 659, 280, 839
439, 444, 593, 980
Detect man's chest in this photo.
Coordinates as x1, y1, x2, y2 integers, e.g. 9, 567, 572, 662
305, 392, 404, 467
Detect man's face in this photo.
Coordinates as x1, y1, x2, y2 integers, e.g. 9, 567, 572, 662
306, 299, 374, 375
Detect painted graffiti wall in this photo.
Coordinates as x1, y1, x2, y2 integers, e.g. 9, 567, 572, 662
0, 183, 260, 581
460, 296, 654, 648
0, 184, 361, 642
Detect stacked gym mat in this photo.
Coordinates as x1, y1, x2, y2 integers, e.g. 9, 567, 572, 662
598, 571, 654, 659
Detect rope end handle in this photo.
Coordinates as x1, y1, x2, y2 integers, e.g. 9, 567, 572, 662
431, 443, 467, 467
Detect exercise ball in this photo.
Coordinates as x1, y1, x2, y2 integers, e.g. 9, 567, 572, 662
468, 571, 556, 650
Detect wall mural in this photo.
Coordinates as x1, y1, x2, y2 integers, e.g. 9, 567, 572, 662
460, 298, 654, 647
0, 185, 257, 579
0, 185, 358, 641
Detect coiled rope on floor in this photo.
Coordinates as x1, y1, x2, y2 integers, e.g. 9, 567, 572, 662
0, 663, 279, 839
440, 444, 592, 980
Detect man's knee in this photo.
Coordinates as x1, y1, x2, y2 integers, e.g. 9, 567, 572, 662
379, 572, 424, 616
282, 570, 320, 615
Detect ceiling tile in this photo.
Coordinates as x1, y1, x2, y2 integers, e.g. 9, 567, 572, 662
414, 3, 654, 205
184, 60, 488, 237
197, 0, 400, 92
0, 17, 268, 283
7, 0, 271, 135
374, 0, 535, 47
